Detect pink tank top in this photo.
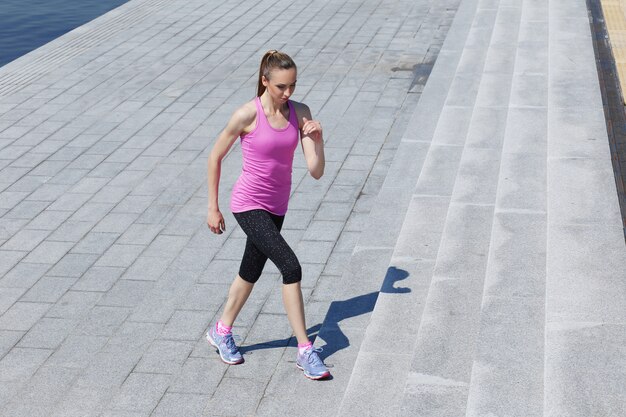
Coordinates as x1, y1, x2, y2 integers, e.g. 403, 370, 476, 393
230, 97, 299, 215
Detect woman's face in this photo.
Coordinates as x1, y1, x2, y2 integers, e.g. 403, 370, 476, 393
263, 67, 297, 103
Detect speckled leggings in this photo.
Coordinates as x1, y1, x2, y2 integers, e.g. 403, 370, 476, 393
233, 209, 302, 284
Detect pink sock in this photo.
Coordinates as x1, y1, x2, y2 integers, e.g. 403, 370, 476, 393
298, 341, 313, 355
216, 320, 232, 336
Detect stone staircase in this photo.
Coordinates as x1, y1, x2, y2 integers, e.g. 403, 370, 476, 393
329, 0, 626, 416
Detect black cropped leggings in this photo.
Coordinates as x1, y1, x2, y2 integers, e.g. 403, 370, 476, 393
233, 209, 302, 285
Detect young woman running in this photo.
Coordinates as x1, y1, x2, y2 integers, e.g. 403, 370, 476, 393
206, 50, 330, 380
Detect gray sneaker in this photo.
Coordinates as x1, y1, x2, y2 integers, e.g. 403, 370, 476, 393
206, 326, 244, 365
296, 347, 330, 380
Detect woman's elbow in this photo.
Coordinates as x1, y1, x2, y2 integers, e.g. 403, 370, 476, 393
208, 150, 223, 165
310, 167, 324, 180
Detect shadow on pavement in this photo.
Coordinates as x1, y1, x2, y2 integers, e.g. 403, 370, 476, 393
240, 266, 410, 360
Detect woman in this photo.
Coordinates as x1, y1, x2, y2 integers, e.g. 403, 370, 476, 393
206, 50, 330, 380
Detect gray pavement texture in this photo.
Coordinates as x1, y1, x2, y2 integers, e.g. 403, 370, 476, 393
0, 0, 625, 416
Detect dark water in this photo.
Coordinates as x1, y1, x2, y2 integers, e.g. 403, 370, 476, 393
0, 0, 129, 68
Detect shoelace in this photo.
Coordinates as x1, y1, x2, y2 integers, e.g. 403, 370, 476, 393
306, 347, 324, 366
223, 334, 239, 353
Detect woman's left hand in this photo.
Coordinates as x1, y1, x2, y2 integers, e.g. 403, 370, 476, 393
302, 117, 323, 142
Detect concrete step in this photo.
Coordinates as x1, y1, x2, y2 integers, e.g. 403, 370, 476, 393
397, 1, 519, 415
464, 0, 547, 415
545, 1, 626, 416
337, 0, 626, 415
334, 0, 486, 414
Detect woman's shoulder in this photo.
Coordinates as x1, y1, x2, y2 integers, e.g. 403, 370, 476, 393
229, 99, 258, 133
289, 100, 310, 113
233, 99, 258, 122
289, 100, 311, 127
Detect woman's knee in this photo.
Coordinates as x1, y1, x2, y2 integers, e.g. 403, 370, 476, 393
281, 262, 302, 284
238, 269, 262, 284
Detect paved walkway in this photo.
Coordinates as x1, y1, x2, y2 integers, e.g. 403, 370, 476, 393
0, 0, 459, 416
1, 0, 625, 416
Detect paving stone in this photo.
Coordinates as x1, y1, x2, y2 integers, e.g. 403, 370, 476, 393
47, 220, 95, 243
169, 356, 225, 395
0, 380, 25, 412
1, 229, 51, 251
116, 223, 162, 245
50, 384, 113, 417
46, 192, 91, 211
9, 365, 81, 408
7, 175, 48, 193
160, 310, 209, 341
151, 393, 207, 417
17, 317, 78, 349
46, 335, 109, 370
21, 276, 77, 303
302, 220, 344, 242
168, 245, 218, 273
180, 283, 228, 312
25, 183, 71, 202
141, 234, 189, 258
70, 232, 119, 254
0, 330, 23, 358
134, 340, 193, 374
92, 212, 138, 234
71, 266, 124, 292
296, 240, 335, 265
46, 253, 99, 278
99, 410, 150, 417
121, 256, 171, 281
321, 251, 352, 277
45, 291, 102, 319
24, 209, 73, 231
0, 191, 29, 211
1, 401, 51, 417
91, 185, 131, 204
76, 305, 131, 336
4, 200, 50, 220
22, 240, 74, 264
0, 302, 50, 331
110, 372, 171, 413
68, 177, 109, 195
203, 377, 266, 417
97, 280, 154, 308
94, 244, 145, 268
69, 202, 114, 223
111, 194, 155, 214
282, 209, 315, 230
0, 262, 50, 289
213, 236, 246, 260
0, 287, 26, 316
0, 347, 52, 382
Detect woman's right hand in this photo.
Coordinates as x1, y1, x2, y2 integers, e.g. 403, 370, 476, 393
207, 209, 225, 234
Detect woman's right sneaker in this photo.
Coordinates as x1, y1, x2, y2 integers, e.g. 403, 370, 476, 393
206, 326, 244, 365
296, 347, 330, 380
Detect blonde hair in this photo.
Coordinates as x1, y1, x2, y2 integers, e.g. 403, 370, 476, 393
257, 50, 297, 97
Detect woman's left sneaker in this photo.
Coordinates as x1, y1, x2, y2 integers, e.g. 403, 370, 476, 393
207, 326, 244, 365
296, 347, 330, 380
